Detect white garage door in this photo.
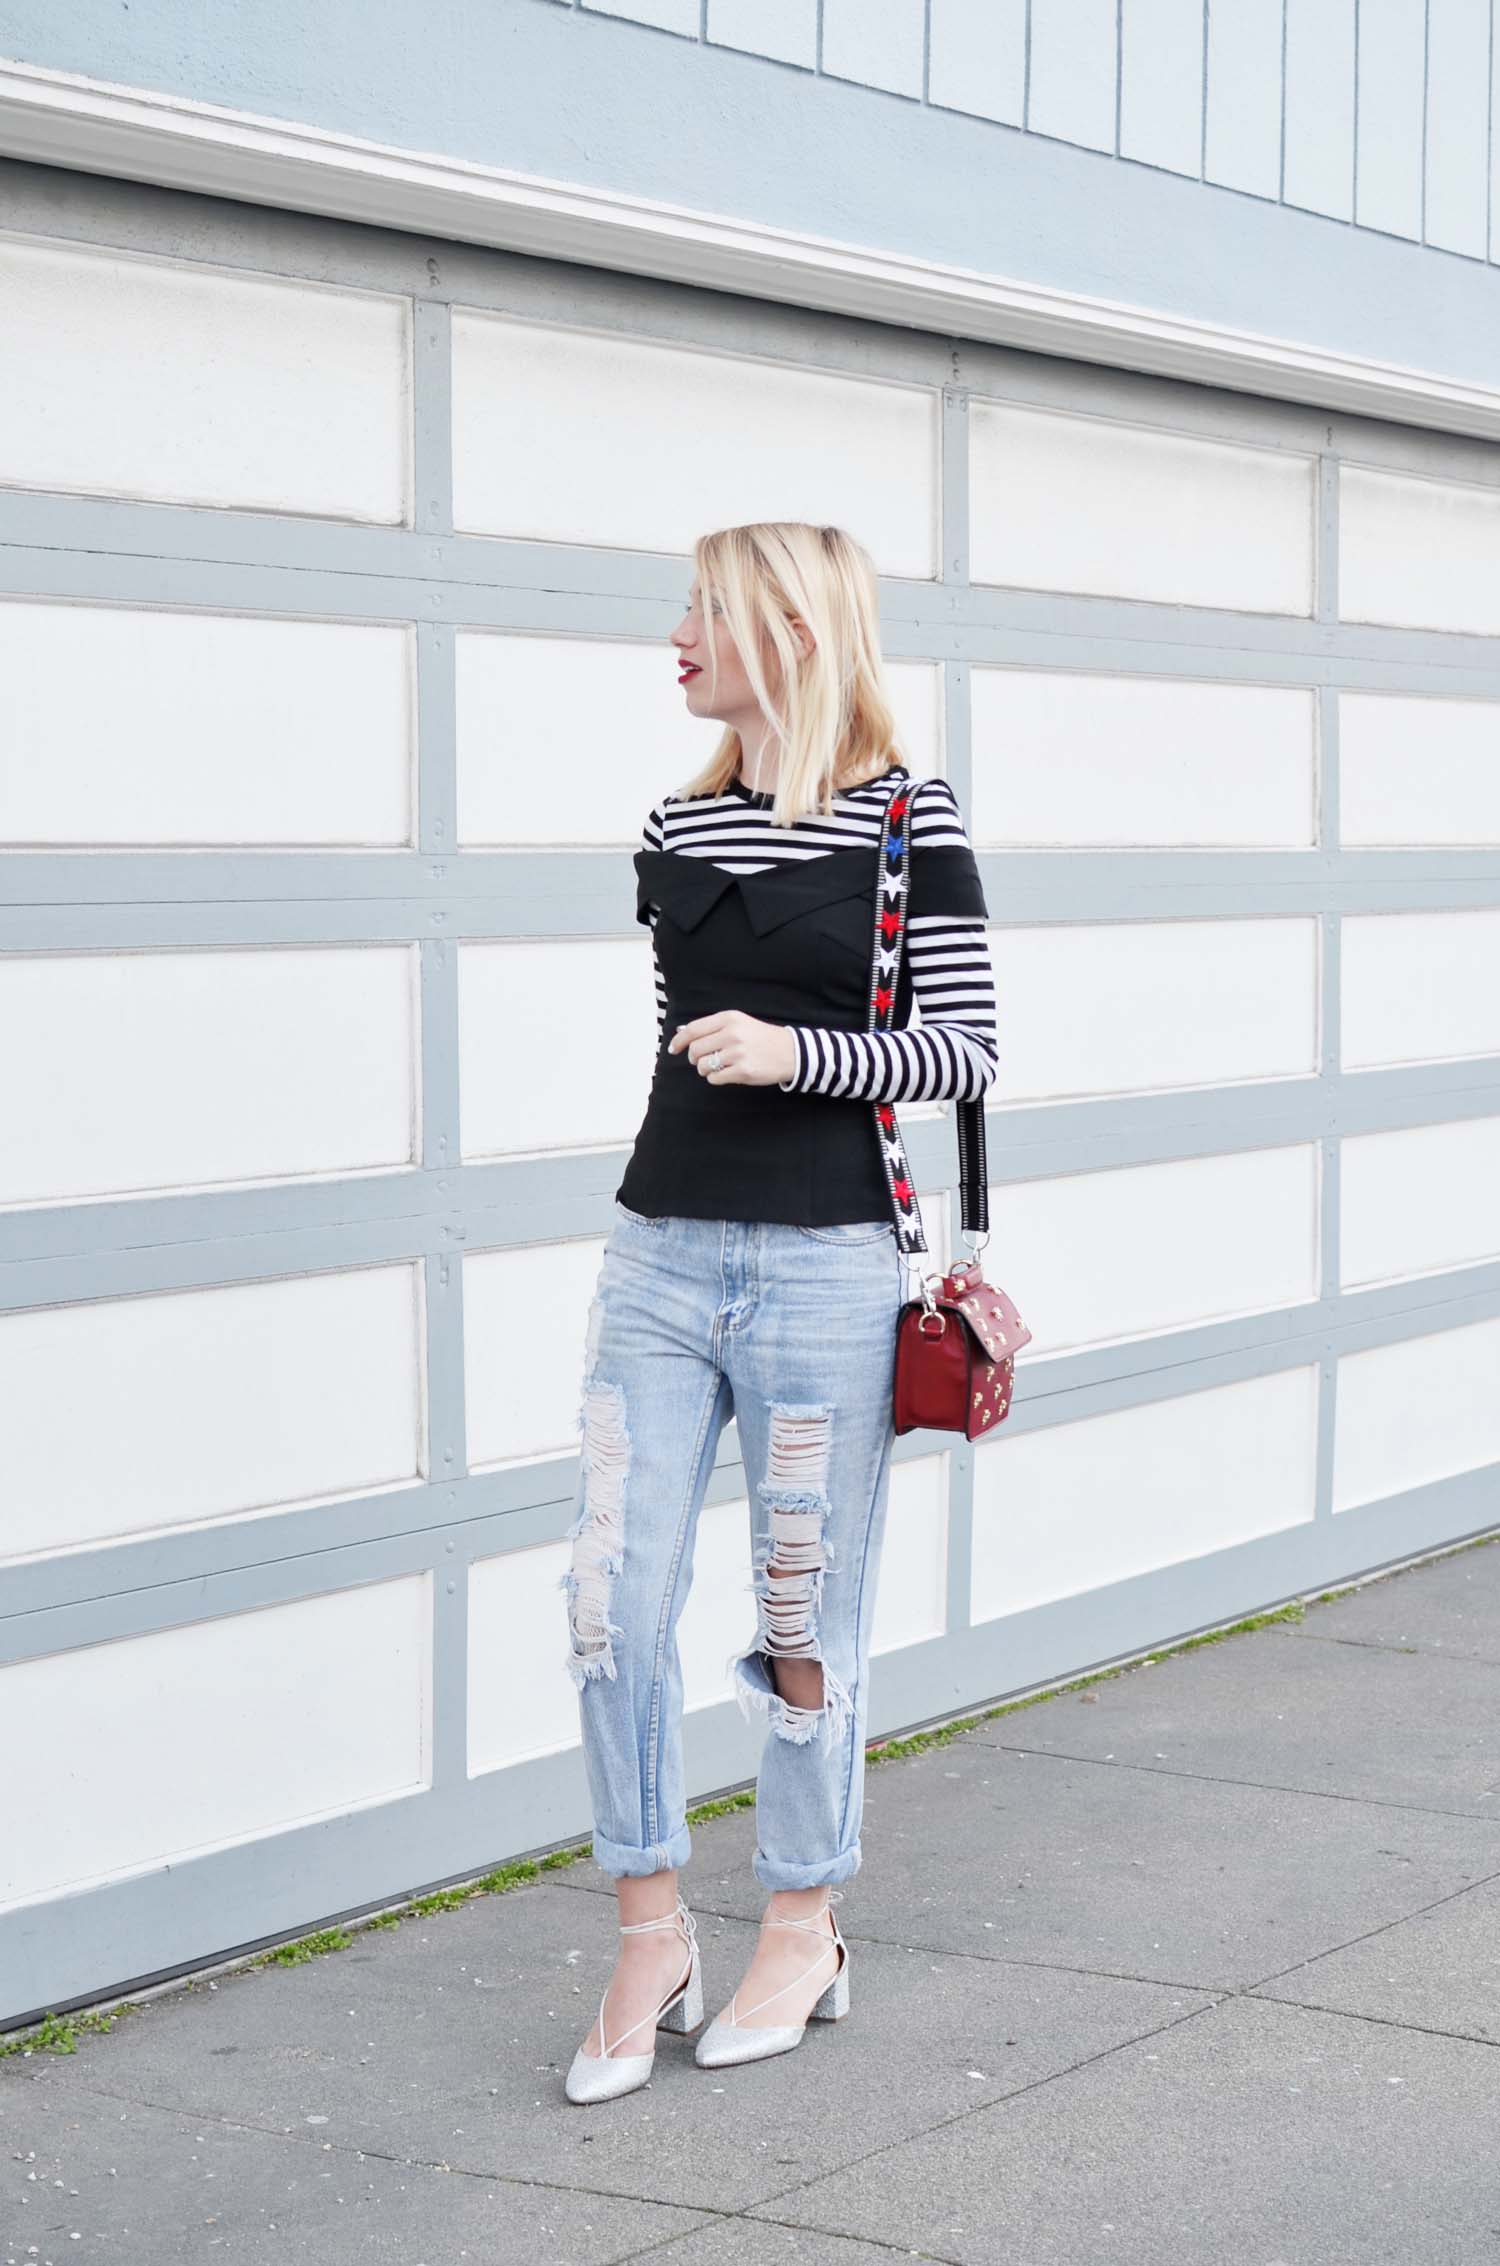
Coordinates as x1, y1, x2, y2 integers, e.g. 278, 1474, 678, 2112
2, 165, 1498, 2027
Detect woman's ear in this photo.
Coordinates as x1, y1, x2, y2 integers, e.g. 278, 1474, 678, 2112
786, 614, 815, 661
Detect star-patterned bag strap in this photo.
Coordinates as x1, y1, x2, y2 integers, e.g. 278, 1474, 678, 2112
869, 769, 992, 1270
869, 770, 929, 1261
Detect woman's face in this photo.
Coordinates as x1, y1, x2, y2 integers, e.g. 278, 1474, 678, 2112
670, 577, 755, 724
670, 578, 809, 730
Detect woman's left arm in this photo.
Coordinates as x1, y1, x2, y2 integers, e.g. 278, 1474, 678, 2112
775, 776, 999, 1103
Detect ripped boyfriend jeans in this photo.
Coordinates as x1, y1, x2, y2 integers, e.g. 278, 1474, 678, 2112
560, 1201, 903, 1892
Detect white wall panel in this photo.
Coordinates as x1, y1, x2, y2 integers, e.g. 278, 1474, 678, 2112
1342, 910, 1500, 1070
1423, 0, 1492, 258
1, 1265, 423, 1563
0, 1577, 432, 1912
970, 402, 1315, 614
1119, 0, 1205, 177
1204, 0, 1284, 197
869, 1452, 949, 1654
970, 669, 1316, 847
994, 1144, 1320, 1359
451, 312, 939, 577
456, 630, 940, 846
927, 0, 1026, 125
1333, 1315, 1500, 1512
464, 1233, 607, 1470
0, 602, 412, 847
1353, 0, 1426, 242
458, 939, 655, 1158
1341, 692, 1500, 846
990, 918, 1318, 1103
1283, 0, 1356, 220
1340, 464, 1500, 635
1342, 1115, 1500, 1290
457, 631, 711, 846
1027, 0, 1118, 151
886, 661, 945, 781
0, 946, 417, 1207
972, 1367, 1319, 1622
468, 1539, 582, 1772
0, 234, 409, 523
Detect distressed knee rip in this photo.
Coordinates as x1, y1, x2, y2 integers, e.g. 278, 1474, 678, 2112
726, 1404, 854, 1748
559, 1306, 631, 1690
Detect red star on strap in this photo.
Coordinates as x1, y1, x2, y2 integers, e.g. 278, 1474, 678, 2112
876, 1103, 895, 1128
890, 796, 909, 821
880, 909, 900, 939
874, 984, 893, 1015
892, 1176, 913, 1203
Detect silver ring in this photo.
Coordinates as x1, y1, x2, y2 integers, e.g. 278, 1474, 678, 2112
705, 1048, 723, 1072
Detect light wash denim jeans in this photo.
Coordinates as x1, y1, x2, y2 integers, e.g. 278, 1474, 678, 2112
560, 1201, 903, 1892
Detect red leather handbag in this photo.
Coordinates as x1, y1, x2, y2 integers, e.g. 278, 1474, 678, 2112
866, 773, 1031, 1441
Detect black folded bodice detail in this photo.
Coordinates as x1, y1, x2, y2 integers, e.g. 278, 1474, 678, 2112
634, 843, 880, 936
633, 842, 904, 1037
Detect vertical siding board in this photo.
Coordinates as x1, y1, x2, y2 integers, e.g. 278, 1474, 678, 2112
1284, 0, 1357, 217
706, 0, 818, 68
1120, 0, 1206, 176
1204, 0, 1284, 197
1028, 0, 1120, 152
822, 0, 926, 95
927, 0, 1027, 124
1355, 0, 1427, 241
1424, 0, 1492, 254
706, 0, 815, 66
580, 0, 700, 32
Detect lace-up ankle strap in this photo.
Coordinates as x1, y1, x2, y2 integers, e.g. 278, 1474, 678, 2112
762, 1888, 845, 1935
619, 1897, 696, 1942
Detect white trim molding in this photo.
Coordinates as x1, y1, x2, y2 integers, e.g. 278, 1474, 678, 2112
3, 58, 1500, 444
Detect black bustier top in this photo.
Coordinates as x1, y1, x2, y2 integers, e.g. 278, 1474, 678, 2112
616, 840, 916, 1227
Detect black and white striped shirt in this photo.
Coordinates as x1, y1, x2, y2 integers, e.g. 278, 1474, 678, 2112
640, 771, 999, 1103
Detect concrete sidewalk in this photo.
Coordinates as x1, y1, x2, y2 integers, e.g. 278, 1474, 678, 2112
4, 1535, 1498, 2265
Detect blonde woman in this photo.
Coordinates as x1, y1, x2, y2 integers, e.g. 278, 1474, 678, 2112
561, 522, 999, 2103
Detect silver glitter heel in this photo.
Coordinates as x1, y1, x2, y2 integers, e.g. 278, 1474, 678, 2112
808, 1947, 851, 2021
695, 1889, 849, 2069
564, 1895, 703, 2105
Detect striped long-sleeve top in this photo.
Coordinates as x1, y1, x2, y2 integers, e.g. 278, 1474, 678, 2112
639, 769, 999, 1103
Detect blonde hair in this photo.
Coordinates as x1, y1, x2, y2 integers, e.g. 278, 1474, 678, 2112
673, 522, 904, 827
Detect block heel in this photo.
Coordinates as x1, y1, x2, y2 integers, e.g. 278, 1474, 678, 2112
808, 1948, 850, 2021
656, 1942, 703, 2033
